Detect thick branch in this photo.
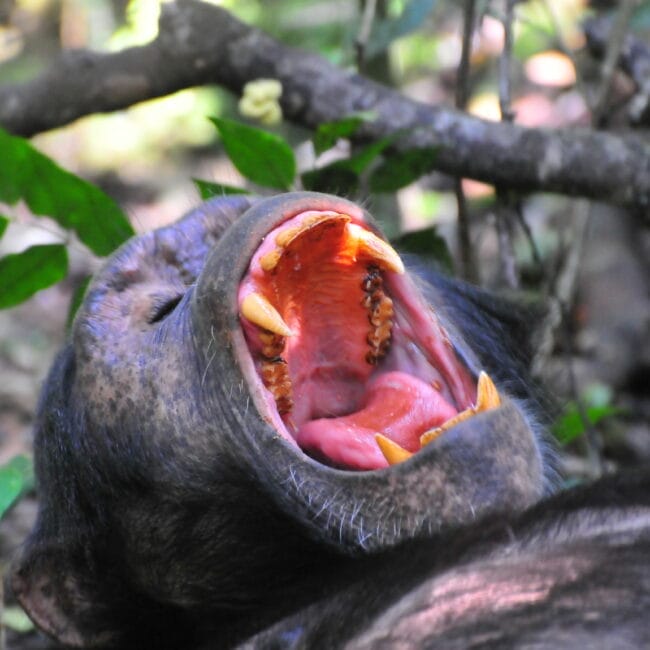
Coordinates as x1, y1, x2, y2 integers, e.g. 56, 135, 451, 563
0, 0, 648, 209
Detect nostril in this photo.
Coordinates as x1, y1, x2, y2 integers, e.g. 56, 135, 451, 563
149, 294, 184, 323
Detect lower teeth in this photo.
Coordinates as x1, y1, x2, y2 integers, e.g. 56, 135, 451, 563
261, 356, 293, 414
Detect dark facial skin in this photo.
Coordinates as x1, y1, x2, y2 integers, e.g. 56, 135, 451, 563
11, 193, 553, 649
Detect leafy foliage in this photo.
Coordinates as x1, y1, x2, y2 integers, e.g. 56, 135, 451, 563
302, 136, 393, 194
197, 116, 449, 263
210, 117, 296, 190
0, 128, 133, 256
369, 147, 439, 192
312, 112, 376, 155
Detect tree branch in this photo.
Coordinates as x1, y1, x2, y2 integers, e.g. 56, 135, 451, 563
0, 0, 648, 210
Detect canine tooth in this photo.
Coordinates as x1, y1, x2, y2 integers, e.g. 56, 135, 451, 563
475, 371, 501, 410
348, 224, 405, 274
420, 372, 502, 447
375, 434, 413, 465
241, 293, 293, 337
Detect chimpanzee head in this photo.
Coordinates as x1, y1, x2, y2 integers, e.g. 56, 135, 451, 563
12, 192, 552, 647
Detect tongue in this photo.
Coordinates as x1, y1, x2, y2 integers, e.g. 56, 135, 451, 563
296, 372, 458, 470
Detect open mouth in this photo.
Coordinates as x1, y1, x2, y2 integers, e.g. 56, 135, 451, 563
238, 209, 501, 471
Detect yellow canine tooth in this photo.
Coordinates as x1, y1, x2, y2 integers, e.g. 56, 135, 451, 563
347, 224, 405, 274
475, 371, 501, 410
420, 371, 501, 448
375, 434, 413, 465
241, 293, 293, 337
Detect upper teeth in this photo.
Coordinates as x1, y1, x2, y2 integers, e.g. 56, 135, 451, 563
347, 223, 405, 274
240, 292, 293, 337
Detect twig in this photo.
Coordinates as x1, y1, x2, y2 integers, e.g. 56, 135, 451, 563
584, 13, 650, 126
515, 205, 542, 269
494, 0, 519, 289
591, 0, 640, 126
455, 0, 478, 283
498, 0, 516, 123
494, 191, 519, 289
355, 0, 378, 71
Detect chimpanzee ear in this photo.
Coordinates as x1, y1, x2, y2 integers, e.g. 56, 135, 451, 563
11, 539, 119, 648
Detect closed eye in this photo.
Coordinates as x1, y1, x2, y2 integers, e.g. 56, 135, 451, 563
149, 294, 184, 323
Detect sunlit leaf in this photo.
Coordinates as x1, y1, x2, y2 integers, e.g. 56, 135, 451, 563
210, 117, 296, 190
0, 214, 8, 239
370, 147, 439, 192
0, 244, 68, 309
192, 179, 251, 200
0, 128, 133, 256
313, 112, 376, 155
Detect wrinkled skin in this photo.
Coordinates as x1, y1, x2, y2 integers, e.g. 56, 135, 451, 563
12, 193, 557, 649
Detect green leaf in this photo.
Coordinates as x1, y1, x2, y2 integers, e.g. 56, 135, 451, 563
0, 128, 134, 256
0, 214, 8, 239
192, 178, 251, 200
0, 244, 68, 309
210, 117, 296, 190
0, 469, 22, 518
313, 112, 376, 155
552, 403, 623, 445
343, 136, 394, 174
5, 454, 34, 492
0, 455, 33, 519
392, 226, 454, 274
370, 147, 439, 192
301, 166, 360, 195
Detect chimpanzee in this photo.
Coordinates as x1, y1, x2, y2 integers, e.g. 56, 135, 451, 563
11, 193, 649, 649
